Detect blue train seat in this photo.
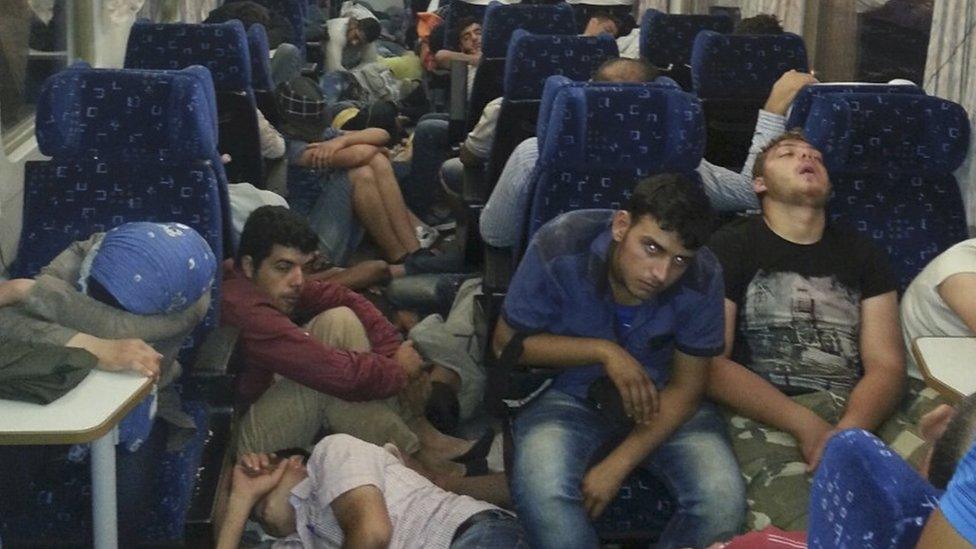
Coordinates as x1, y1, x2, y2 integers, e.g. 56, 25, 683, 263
639, 9, 733, 91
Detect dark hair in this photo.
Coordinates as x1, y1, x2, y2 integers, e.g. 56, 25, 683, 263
593, 58, 659, 83
588, 11, 623, 36
752, 129, 812, 179
237, 206, 318, 269
342, 100, 400, 144
454, 17, 479, 48
625, 173, 715, 249
357, 17, 381, 42
735, 13, 784, 35
930, 394, 976, 489
204, 1, 271, 28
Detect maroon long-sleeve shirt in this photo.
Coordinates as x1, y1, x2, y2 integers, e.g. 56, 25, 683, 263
221, 263, 406, 404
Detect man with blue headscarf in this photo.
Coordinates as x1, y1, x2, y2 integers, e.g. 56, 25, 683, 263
0, 222, 215, 384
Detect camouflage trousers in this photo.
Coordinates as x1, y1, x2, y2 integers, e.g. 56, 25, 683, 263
724, 378, 945, 531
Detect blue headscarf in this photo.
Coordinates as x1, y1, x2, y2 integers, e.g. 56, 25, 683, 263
81, 222, 216, 315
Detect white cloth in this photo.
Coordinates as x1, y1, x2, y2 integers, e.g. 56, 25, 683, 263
257, 109, 285, 160
901, 239, 976, 379
617, 27, 641, 59
463, 97, 502, 160
276, 434, 498, 549
227, 183, 289, 242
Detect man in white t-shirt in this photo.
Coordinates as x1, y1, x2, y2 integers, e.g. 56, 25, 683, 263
901, 239, 976, 378
216, 434, 528, 549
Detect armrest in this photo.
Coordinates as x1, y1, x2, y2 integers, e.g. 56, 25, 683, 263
448, 60, 469, 143
190, 325, 241, 378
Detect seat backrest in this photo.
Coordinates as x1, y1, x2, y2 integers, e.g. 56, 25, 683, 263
125, 20, 253, 94
247, 23, 275, 92
691, 30, 809, 100
808, 429, 942, 549
484, 32, 618, 189
786, 83, 926, 129
639, 9, 732, 91
799, 92, 970, 290
35, 64, 218, 162
480, 1, 577, 58
690, 30, 808, 170
125, 20, 265, 187
526, 83, 705, 242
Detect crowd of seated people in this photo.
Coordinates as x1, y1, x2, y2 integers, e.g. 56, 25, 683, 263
9, 2, 976, 548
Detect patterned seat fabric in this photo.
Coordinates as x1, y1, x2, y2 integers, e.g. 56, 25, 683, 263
786, 83, 926, 129
481, 32, 618, 193
36, 65, 218, 162
639, 9, 732, 91
480, 1, 577, 58
247, 23, 275, 92
690, 31, 809, 100
808, 430, 942, 549
125, 20, 264, 187
690, 31, 808, 170
798, 92, 970, 290
527, 81, 705, 241
125, 21, 252, 93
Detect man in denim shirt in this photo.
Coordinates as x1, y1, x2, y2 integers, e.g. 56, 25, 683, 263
493, 174, 745, 548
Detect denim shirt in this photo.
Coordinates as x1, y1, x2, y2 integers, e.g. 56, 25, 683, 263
502, 209, 725, 399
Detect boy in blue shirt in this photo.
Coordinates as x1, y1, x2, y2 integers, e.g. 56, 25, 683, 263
493, 174, 745, 548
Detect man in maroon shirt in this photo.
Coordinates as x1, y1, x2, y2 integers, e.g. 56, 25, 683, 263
223, 206, 474, 474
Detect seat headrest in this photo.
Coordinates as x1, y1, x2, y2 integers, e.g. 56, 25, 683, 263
787, 83, 925, 128
247, 23, 275, 91
639, 9, 733, 67
125, 20, 252, 93
808, 429, 941, 548
503, 30, 618, 101
536, 75, 683, 152
802, 92, 970, 174
482, 1, 576, 58
36, 66, 219, 160
691, 30, 808, 99
538, 83, 704, 174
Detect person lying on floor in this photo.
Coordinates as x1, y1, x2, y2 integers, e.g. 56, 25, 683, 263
222, 206, 490, 478
216, 434, 527, 549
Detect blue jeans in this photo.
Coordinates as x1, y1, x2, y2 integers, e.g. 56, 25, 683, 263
511, 389, 745, 549
400, 117, 450, 219
451, 510, 530, 548
305, 170, 364, 266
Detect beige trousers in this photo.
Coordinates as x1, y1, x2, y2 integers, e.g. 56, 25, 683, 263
236, 307, 419, 456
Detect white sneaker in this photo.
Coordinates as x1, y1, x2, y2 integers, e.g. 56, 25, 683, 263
416, 225, 440, 249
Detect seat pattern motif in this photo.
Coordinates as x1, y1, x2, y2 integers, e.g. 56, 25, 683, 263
247, 23, 275, 91
528, 84, 705, 239
809, 429, 941, 549
503, 31, 618, 101
798, 92, 971, 290
480, 1, 577, 58
35, 66, 218, 162
691, 30, 808, 99
640, 10, 732, 70
787, 83, 925, 129
125, 21, 252, 93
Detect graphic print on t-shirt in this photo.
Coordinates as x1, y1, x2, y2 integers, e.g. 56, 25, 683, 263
739, 269, 862, 393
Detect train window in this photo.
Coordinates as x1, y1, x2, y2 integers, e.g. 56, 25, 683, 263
0, 0, 75, 151
857, 0, 933, 84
